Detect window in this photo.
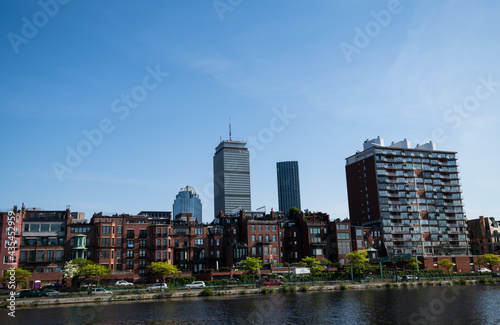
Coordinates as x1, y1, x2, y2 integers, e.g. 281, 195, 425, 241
294, 232, 296, 238
195, 239, 204, 245
157, 251, 161, 261
337, 233, 350, 240
252, 234, 256, 242
264, 247, 269, 255
273, 246, 277, 254
251, 247, 256, 255
337, 224, 349, 230
20, 251, 27, 262
259, 225, 262, 231
139, 260, 146, 268
101, 250, 109, 259
117, 226, 122, 234
127, 250, 134, 258
251, 225, 255, 231
140, 230, 147, 238
216, 250, 220, 258
233, 228, 237, 235
117, 250, 122, 260
313, 248, 323, 256
127, 230, 134, 238
46, 267, 53, 273
210, 239, 214, 246
273, 234, 277, 242
126, 260, 133, 269
216, 239, 220, 246
117, 238, 122, 246
195, 228, 204, 235
139, 250, 146, 257
338, 241, 351, 254
127, 240, 134, 248
259, 235, 263, 242
101, 238, 110, 246
272, 225, 276, 231
56, 250, 63, 261
266, 225, 269, 231
310, 228, 321, 234
265, 235, 270, 242
47, 250, 54, 262
140, 240, 146, 248
102, 226, 110, 234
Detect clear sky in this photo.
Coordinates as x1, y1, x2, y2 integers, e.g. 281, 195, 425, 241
1, 0, 500, 223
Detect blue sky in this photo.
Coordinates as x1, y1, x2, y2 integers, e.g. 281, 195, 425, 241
1, 0, 500, 223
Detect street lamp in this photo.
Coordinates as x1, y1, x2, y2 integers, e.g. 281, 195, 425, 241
413, 249, 420, 282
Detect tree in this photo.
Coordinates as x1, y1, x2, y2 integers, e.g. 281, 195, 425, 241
148, 262, 181, 287
289, 207, 301, 215
239, 257, 263, 287
62, 258, 92, 279
346, 250, 369, 279
80, 264, 112, 287
475, 254, 500, 272
405, 258, 422, 279
0, 268, 32, 289
301, 256, 325, 277
437, 259, 455, 280
318, 258, 334, 268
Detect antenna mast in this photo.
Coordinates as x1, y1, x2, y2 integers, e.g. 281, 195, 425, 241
229, 117, 232, 141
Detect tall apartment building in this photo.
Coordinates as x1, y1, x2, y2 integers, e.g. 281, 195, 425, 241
345, 137, 469, 257
173, 185, 202, 223
277, 161, 302, 213
213, 140, 251, 216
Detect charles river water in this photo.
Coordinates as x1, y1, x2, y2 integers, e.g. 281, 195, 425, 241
2, 285, 499, 324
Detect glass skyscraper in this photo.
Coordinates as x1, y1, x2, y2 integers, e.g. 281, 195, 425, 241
277, 161, 301, 214
173, 185, 202, 223
213, 140, 251, 216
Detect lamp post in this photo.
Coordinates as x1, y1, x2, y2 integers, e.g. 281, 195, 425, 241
413, 249, 420, 282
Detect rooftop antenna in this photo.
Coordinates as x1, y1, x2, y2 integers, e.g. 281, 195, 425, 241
229, 117, 232, 141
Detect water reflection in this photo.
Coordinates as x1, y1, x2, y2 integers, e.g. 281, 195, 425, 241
1, 286, 500, 325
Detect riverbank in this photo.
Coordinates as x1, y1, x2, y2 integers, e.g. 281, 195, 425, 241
3, 278, 497, 309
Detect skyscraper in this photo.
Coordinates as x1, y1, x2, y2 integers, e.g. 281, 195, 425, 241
345, 137, 469, 257
173, 185, 202, 223
277, 161, 301, 213
213, 140, 251, 216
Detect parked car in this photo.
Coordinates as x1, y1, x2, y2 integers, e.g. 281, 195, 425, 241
42, 283, 63, 289
18, 290, 49, 298
262, 279, 284, 286
42, 289, 59, 296
402, 275, 418, 281
89, 288, 113, 295
146, 283, 168, 292
185, 281, 206, 288
476, 268, 491, 273
15, 289, 31, 297
81, 282, 97, 288
115, 280, 134, 286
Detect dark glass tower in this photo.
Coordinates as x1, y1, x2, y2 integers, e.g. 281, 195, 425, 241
173, 185, 202, 223
277, 161, 301, 214
213, 140, 251, 216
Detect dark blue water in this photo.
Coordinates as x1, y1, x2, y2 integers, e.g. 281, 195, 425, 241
2, 285, 500, 324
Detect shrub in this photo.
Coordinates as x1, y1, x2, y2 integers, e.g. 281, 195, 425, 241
261, 288, 269, 294
240, 290, 247, 295
340, 283, 347, 290
201, 288, 214, 296
457, 279, 467, 285
417, 282, 424, 286
488, 278, 495, 284
299, 285, 308, 292
402, 282, 408, 287
385, 283, 392, 288
168, 276, 196, 287
479, 277, 487, 284
219, 267, 230, 272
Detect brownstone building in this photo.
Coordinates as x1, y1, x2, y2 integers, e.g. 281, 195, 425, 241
468, 216, 500, 256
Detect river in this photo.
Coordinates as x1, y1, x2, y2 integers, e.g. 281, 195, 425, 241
2, 285, 499, 324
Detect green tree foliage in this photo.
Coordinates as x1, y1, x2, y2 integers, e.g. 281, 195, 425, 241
346, 250, 369, 278
301, 256, 324, 276
148, 261, 181, 283
437, 259, 455, 280
0, 268, 32, 289
405, 259, 422, 272
475, 254, 500, 271
289, 207, 301, 215
239, 257, 263, 287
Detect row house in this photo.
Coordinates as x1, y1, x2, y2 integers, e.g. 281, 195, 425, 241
468, 216, 500, 256
0, 205, 24, 276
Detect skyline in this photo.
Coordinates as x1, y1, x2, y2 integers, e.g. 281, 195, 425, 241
2, 1, 500, 222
